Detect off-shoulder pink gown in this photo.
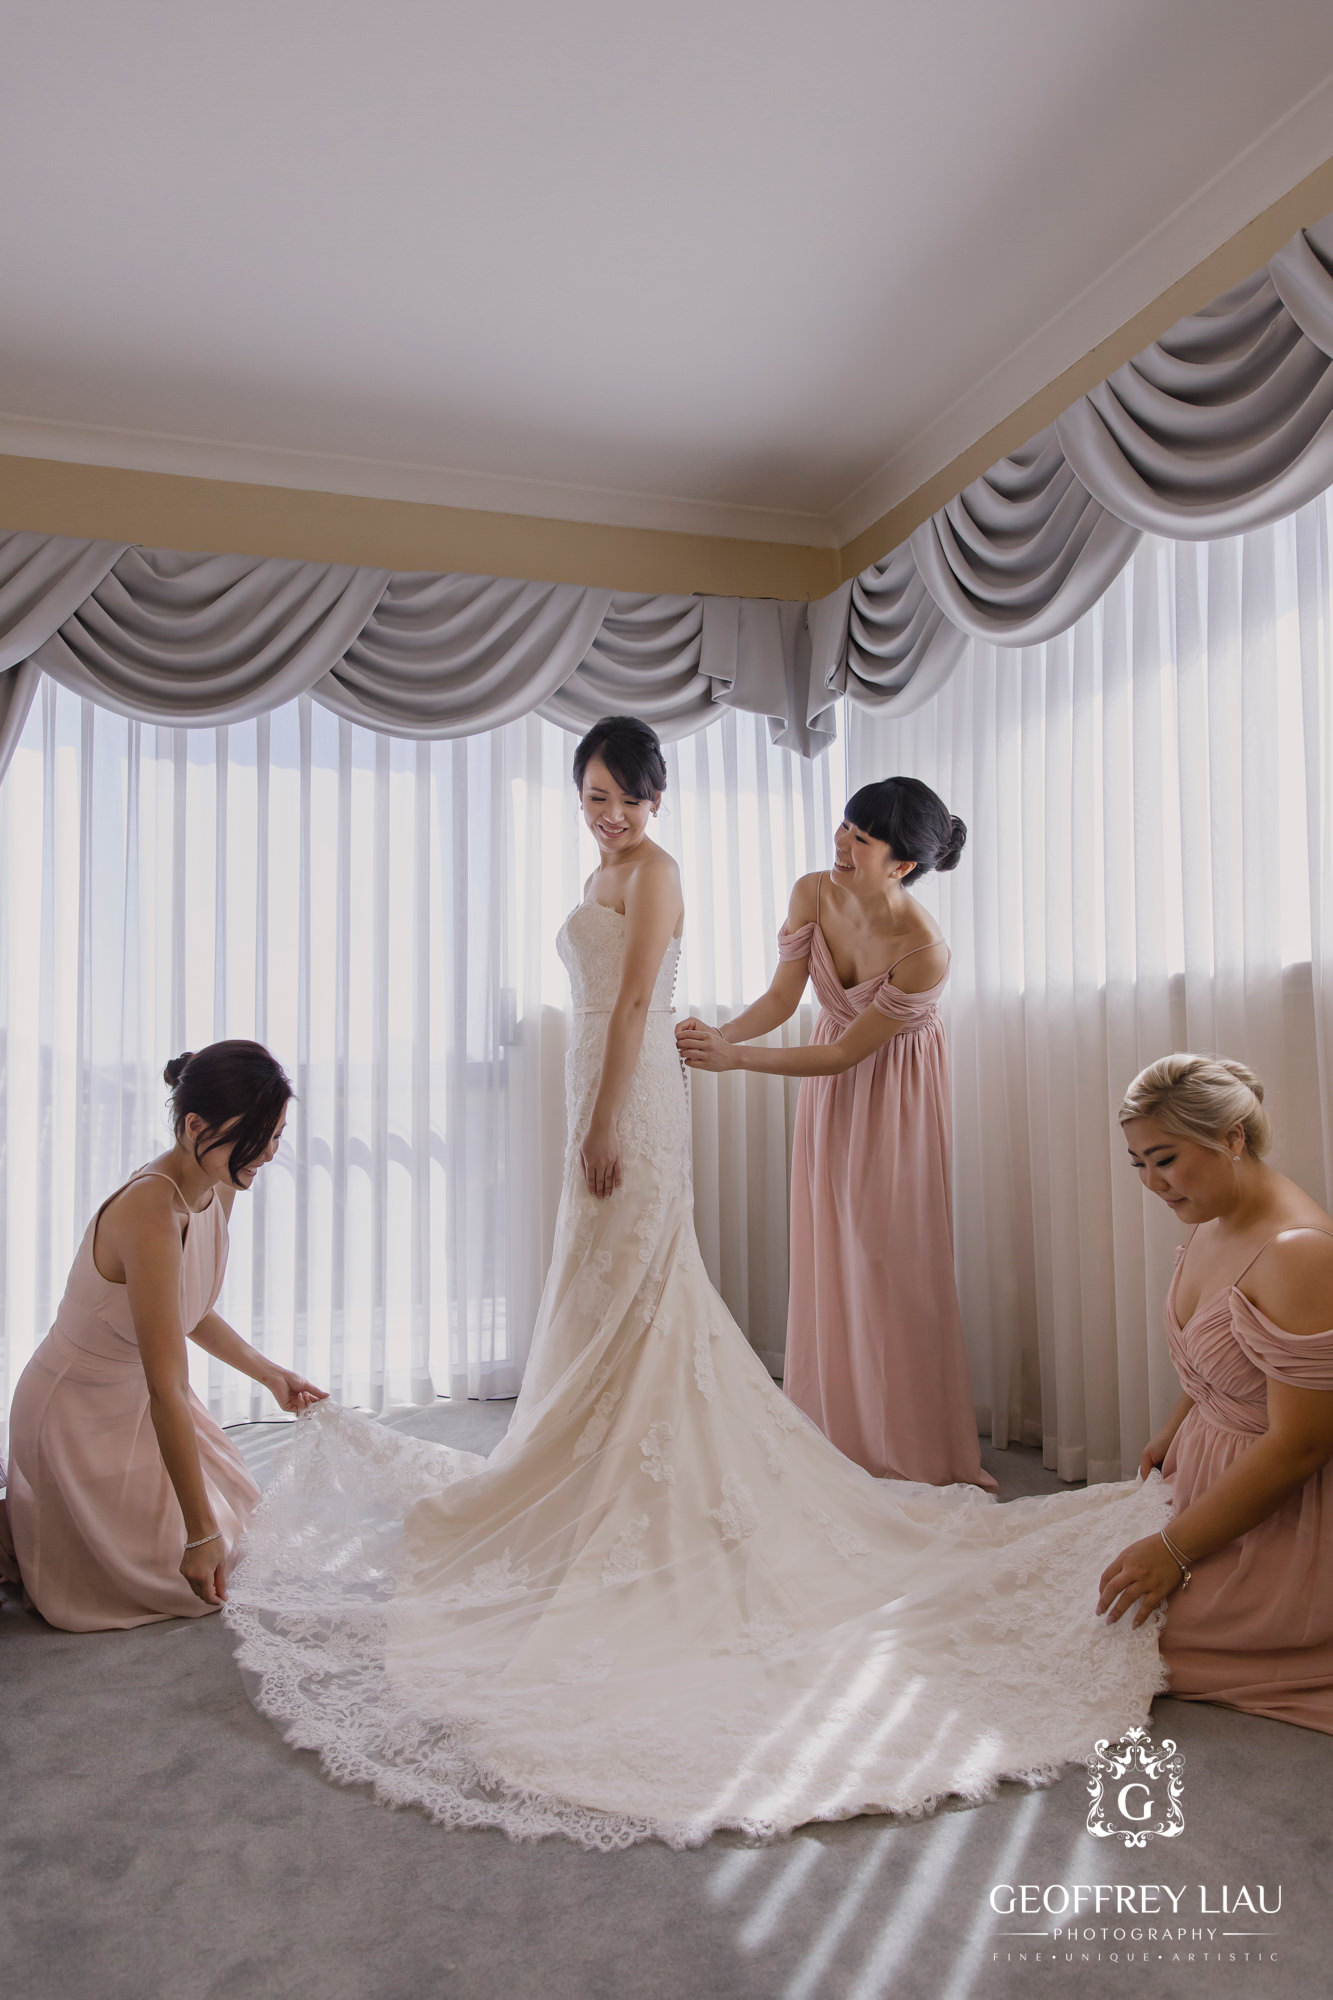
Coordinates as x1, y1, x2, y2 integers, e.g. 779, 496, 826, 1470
779, 894, 993, 1490
1160, 1230, 1333, 1731
3, 1171, 259, 1631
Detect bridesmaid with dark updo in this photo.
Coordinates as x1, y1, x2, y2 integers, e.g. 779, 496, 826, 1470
2, 1041, 325, 1631
679, 776, 992, 1490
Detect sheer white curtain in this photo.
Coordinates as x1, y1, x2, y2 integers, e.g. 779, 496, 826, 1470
0, 695, 845, 1439
848, 489, 1333, 1482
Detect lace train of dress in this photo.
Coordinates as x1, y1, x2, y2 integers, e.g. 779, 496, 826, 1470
226, 902, 1170, 1849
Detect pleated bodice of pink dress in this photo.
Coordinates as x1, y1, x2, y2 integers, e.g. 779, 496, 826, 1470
3, 1174, 259, 1631
1161, 1233, 1333, 1731
779, 909, 994, 1490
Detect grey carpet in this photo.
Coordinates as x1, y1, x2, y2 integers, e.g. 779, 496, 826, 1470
2, 1405, 1326, 2000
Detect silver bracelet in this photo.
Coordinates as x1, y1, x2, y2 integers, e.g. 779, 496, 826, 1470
1159, 1527, 1192, 1588
184, 1532, 222, 1551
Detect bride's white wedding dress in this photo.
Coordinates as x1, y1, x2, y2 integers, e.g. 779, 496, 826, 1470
226, 901, 1169, 1849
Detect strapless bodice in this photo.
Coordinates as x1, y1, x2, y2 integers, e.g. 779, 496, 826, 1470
557, 901, 682, 1015
555, 901, 688, 1177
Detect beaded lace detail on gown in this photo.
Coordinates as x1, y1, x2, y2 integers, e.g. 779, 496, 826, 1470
226, 901, 1171, 1849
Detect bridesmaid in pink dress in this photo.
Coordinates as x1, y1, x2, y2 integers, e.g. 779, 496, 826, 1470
678, 776, 992, 1490
1100, 1054, 1333, 1731
2, 1041, 325, 1631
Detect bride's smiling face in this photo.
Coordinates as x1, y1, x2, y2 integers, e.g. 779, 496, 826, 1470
580, 753, 658, 859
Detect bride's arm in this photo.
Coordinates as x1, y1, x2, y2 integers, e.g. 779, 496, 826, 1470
712, 874, 817, 1044
581, 852, 684, 1198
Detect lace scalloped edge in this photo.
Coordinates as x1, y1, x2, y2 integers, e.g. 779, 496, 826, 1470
225, 1601, 1170, 1852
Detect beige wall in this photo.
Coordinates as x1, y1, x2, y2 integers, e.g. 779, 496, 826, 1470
4, 151, 1332, 604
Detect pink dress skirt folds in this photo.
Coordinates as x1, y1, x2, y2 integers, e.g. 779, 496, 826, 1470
4, 1174, 259, 1631
1161, 1234, 1333, 1731
779, 913, 994, 1490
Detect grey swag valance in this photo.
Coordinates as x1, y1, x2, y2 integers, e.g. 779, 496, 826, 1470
0, 535, 837, 773
813, 209, 1333, 716
2, 210, 1332, 775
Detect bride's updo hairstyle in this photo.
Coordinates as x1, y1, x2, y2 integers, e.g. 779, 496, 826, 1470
573, 715, 668, 802
1118, 1053, 1273, 1160
164, 1040, 294, 1179
843, 775, 966, 885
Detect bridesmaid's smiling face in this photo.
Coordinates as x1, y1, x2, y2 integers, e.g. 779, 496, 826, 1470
1123, 1113, 1245, 1224
185, 1107, 288, 1194
580, 753, 659, 861
832, 819, 908, 893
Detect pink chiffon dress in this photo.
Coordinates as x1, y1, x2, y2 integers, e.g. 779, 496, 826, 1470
779, 886, 993, 1491
3, 1171, 259, 1631
1160, 1230, 1333, 1731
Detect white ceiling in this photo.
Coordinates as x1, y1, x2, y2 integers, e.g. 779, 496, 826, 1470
3, 1, 1333, 550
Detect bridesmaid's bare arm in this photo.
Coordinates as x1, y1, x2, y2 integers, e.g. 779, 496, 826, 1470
1099, 1231, 1333, 1627
187, 1311, 327, 1412
1139, 1392, 1195, 1478
681, 934, 948, 1076
711, 874, 818, 1045
681, 1000, 908, 1077
114, 1187, 227, 1603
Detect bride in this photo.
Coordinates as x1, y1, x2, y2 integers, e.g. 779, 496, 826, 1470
227, 715, 1169, 1850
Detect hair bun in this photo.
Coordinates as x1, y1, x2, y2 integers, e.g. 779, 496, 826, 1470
1219, 1057, 1264, 1103
163, 1051, 195, 1089
937, 815, 967, 873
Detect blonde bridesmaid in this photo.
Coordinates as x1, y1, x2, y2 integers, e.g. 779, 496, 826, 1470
1101, 1054, 1333, 1730
678, 776, 992, 1490
3, 1041, 325, 1631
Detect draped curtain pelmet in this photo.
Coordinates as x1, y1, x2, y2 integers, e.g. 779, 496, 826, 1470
2, 214, 1332, 765
816, 211, 1333, 716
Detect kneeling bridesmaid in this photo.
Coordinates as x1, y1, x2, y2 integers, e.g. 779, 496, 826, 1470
2, 1041, 325, 1631
1100, 1054, 1333, 1731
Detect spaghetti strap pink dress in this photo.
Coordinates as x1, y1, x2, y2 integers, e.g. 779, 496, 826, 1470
779, 883, 993, 1490
2, 1171, 259, 1631
1160, 1229, 1333, 1731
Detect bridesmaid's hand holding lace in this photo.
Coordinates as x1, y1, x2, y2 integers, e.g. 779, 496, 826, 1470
580, 1118, 623, 1199
677, 1020, 737, 1072
265, 1367, 329, 1414
1096, 1531, 1183, 1627
180, 1535, 227, 1606
1137, 1393, 1194, 1481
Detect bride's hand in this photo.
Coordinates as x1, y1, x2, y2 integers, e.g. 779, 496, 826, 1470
676, 1020, 736, 1072
581, 1119, 622, 1199
265, 1367, 329, 1414
1096, 1534, 1184, 1627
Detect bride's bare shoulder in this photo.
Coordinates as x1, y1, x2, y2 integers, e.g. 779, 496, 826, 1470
627, 842, 681, 896
622, 846, 684, 939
